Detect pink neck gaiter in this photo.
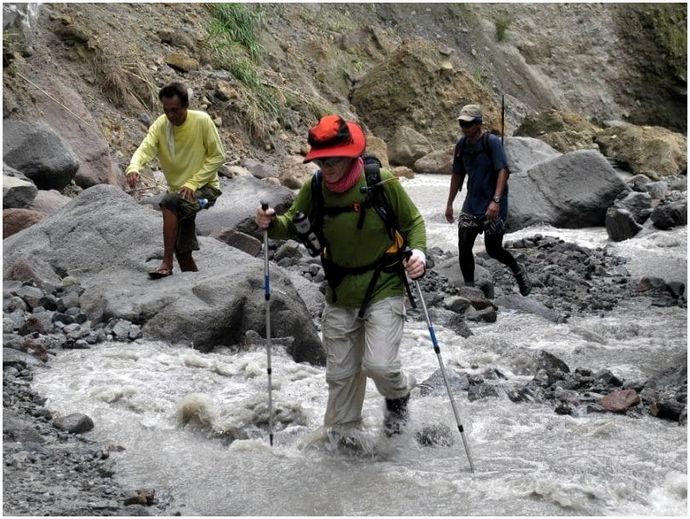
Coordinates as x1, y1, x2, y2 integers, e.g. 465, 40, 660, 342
323, 157, 364, 193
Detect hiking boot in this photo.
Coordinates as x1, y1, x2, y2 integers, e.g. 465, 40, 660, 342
176, 252, 198, 272
383, 393, 410, 437
514, 265, 531, 296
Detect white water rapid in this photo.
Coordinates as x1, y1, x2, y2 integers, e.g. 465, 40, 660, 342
33, 175, 687, 516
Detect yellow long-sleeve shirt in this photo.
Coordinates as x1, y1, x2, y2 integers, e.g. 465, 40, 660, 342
126, 110, 224, 192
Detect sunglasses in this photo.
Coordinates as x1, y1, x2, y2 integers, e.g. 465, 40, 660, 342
314, 157, 348, 168
459, 120, 477, 129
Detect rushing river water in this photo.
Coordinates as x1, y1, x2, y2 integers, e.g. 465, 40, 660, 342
33, 175, 687, 515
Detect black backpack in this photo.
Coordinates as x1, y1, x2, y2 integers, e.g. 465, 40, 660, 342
454, 132, 494, 173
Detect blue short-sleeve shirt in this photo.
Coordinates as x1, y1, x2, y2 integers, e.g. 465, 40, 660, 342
452, 133, 509, 220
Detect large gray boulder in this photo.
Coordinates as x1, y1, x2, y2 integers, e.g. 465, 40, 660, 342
413, 149, 453, 175
195, 175, 295, 239
27, 189, 72, 217
3, 119, 79, 190
503, 136, 561, 176
33, 80, 120, 188
3, 185, 324, 365
388, 126, 433, 168
508, 150, 627, 231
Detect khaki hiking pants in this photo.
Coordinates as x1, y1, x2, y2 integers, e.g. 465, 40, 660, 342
321, 296, 416, 428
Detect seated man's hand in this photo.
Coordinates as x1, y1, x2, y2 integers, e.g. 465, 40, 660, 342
178, 186, 196, 202
126, 171, 140, 189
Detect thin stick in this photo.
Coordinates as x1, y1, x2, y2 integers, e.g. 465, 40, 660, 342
261, 201, 274, 446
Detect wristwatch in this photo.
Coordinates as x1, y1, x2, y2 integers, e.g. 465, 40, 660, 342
492, 195, 501, 204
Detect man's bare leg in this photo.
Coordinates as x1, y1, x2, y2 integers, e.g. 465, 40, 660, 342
150, 207, 178, 278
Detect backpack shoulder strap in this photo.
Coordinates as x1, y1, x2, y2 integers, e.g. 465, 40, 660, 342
482, 132, 492, 159
456, 136, 467, 159
309, 171, 326, 242
453, 136, 468, 175
362, 155, 397, 239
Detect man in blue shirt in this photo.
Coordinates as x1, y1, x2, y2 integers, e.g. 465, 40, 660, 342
445, 104, 531, 296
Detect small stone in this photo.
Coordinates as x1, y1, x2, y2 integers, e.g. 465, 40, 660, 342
124, 489, 155, 506
601, 389, 640, 413
53, 413, 94, 434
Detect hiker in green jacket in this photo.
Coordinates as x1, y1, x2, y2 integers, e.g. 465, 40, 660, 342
126, 82, 225, 279
255, 115, 427, 437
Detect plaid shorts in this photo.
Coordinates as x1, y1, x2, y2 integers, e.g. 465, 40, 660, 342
158, 185, 222, 254
457, 212, 505, 235
159, 185, 222, 220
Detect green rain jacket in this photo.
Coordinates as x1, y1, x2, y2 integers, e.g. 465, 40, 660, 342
268, 169, 426, 308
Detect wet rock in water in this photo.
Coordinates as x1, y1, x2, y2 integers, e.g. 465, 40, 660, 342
650, 199, 687, 230
601, 389, 640, 413
605, 206, 643, 242
467, 381, 500, 401
510, 349, 571, 378
493, 293, 561, 322
554, 403, 574, 415
445, 313, 473, 338
418, 368, 469, 397
594, 369, 623, 387
443, 296, 471, 314
3, 347, 45, 368
108, 319, 136, 341
53, 413, 95, 434
415, 423, 455, 447
124, 489, 155, 506
465, 306, 497, 323
506, 382, 544, 403
251, 399, 308, 431
650, 397, 685, 422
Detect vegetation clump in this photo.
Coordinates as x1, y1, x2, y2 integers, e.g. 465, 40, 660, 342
495, 16, 510, 42
646, 4, 687, 80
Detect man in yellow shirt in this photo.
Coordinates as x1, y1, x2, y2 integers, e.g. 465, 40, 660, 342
126, 82, 225, 278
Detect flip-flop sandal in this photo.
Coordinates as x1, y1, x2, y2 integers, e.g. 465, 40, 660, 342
148, 267, 173, 279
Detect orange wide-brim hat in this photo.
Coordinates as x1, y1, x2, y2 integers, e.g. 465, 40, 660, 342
303, 115, 366, 163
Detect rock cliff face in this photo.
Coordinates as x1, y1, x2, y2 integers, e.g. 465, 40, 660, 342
3, 2, 685, 172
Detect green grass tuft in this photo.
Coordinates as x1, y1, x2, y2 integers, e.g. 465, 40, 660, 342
495, 16, 510, 42
210, 3, 264, 60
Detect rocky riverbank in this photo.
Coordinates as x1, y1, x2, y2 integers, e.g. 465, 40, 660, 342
3, 279, 173, 516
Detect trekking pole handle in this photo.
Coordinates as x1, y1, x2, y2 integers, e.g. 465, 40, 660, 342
261, 201, 269, 211
402, 247, 426, 280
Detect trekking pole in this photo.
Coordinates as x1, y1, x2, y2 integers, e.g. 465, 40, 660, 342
501, 94, 505, 146
405, 250, 475, 473
261, 201, 274, 446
